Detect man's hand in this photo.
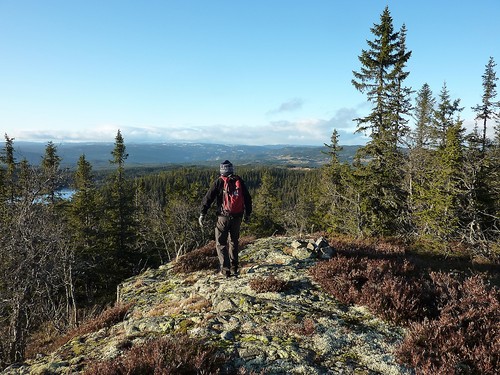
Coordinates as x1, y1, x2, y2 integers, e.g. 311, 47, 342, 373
198, 214, 205, 227
244, 214, 250, 223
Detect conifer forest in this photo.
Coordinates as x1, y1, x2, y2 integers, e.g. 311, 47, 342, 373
1, 6, 499, 373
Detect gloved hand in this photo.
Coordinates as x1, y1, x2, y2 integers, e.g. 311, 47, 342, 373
198, 214, 205, 227
244, 214, 250, 223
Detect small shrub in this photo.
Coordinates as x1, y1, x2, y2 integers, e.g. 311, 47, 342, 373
310, 251, 500, 374
173, 236, 256, 274
84, 334, 226, 375
396, 275, 500, 374
309, 255, 430, 323
292, 317, 316, 336
249, 275, 288, 293
172, 240, 219, 274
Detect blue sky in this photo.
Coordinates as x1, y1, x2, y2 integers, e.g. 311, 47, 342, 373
1, 1, 499, 146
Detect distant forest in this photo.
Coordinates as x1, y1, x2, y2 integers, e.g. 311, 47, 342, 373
1, 5, 499, 370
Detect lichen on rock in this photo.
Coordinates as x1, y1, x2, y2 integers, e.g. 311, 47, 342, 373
3, 236, 412, 375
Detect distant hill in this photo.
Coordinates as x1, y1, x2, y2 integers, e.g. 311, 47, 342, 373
13, 142, 360, 169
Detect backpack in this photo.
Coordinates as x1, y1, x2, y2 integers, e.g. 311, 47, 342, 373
220, 175, 245, 215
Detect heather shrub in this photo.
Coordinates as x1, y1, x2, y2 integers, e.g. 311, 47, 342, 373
396, 275, 500, 375
85, 334, 226, 375
249, 275, 288, 293
292, 317, 316, 336
309, 255, 432, 324
172, 240, 219, 274
360, 276, 435, 324
173, 236, 255, 274
326, 236, 407, 256
310, 252, 500, 374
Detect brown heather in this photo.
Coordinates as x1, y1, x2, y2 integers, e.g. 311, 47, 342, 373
309, 252, 500, 374
172, 236, 256, 274
84, 335, 225, 375
249, 275, 288, 293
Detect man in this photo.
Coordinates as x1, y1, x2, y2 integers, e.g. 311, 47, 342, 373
199, 160, 252, 278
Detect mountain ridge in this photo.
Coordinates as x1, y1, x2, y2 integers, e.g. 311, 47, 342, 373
12, 142, 360, 168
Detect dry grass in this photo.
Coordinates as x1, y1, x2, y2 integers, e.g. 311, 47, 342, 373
28, 303, 133, 357
145, 295, 212, 317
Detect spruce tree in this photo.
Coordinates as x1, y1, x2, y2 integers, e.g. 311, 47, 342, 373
69, 154, 106, 300
71, 154, 100, 247
432, 83, 463, 148
412, 84, 435, 149
351, 6, 412, 235
1, 134, 16, 204
388, 24, 413, 146
472, 57, 500, 152
251, 170, 283, 236
407, 84, 436, 234
41, 141, 62, 204
104, 130, 136, 279
319, 129, 361, 235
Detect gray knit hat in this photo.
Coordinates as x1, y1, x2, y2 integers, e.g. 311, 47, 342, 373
220, 160, 234, 176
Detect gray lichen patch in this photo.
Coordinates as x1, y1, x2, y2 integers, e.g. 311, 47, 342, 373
6, 236, 413, 375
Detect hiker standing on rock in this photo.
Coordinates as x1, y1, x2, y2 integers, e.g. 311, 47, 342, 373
199, 160, 252, 278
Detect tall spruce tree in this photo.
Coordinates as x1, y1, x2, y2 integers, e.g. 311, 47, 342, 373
69, 154, 105, 300
1, 134, 16, 204
41, 141, 62, 204
472, 57, 500, 152
351, 6, 412, 235
251, 170, 283, 236
319, 129, 360, 235
105, 130, 136, 278
432, 83, 463, 148
412, 84, 435, 149
465, 57, 500, 248
407, 83, 435, 226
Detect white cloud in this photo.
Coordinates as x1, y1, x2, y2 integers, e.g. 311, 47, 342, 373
10, 107, 369, 145
267, 98, 304, 114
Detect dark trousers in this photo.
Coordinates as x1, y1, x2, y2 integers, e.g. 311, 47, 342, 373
215, 215, 242, 273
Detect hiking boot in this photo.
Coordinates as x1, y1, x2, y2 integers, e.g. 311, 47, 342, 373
218, 270, 231, 278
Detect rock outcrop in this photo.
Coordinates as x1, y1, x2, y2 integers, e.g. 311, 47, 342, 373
4, 236, 412, 374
